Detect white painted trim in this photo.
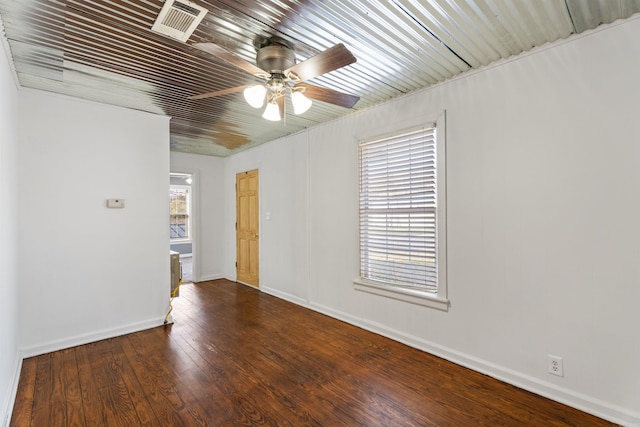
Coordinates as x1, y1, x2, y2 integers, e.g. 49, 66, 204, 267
171, 169, 200, 282
354, 111, 449, 310
235, 280, 259, 289
196, 274, 225, 282
228, 164, 262, 289
259, 287, 640, 426
261, 286, 309, 306
1, 352, 22, 427
170, 239, 192, 244
0, 14, 20, 90
353, 279, 449, 311
191, 169, 201, 282
20, 317, 166, 358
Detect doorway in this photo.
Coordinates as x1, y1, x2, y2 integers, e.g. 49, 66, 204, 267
170, 172, 194, 283
236, 169, 259, 287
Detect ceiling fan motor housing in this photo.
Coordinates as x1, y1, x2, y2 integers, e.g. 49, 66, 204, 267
257, 45, 296, 74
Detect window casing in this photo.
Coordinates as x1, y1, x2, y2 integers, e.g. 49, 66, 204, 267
355, 114, 448, 311
170, 185, 191, 241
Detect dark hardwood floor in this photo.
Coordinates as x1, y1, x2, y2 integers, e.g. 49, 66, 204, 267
11, 279, 614, 426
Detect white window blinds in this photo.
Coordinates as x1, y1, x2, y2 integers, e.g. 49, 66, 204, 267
359, 126, 438, 292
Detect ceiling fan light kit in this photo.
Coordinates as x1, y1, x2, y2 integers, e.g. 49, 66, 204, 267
190, 37, 359, 122
244, 82, 313, 119
262, 100, 282, 121
291, 90, 313, 115
243, 85, 266, 108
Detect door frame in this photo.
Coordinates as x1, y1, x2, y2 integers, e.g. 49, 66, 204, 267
235, 169, 260, 287
170, 170, 199, 282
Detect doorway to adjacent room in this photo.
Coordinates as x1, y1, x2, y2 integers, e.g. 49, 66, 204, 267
170, 172, 194, 283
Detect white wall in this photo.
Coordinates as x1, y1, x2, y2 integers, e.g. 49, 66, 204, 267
18, 90, 171, 356
170, 151, 225, 281
223, 17, 640, 425
224, 133, 310, 298
0, 23, 20, 426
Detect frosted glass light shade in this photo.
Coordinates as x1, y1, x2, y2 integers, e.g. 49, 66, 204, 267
262, 101, 281, 121
243, 85, 266, 108
291, 91, 312, 115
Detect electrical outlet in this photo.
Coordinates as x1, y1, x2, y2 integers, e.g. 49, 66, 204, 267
548, 355, 564, 377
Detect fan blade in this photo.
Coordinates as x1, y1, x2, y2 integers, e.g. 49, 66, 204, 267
193, 42, 269, 79
285, 43, 356, 82
294, 83, 359, 109
188, 85, 250, 100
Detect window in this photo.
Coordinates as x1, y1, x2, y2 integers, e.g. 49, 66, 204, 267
170, 186, 191, 241
354, 114, 448, 311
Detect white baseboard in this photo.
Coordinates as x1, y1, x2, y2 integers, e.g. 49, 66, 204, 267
20, 317, 166, 358
195, 274, 224, 282
261, 286, 309, 306
1, 352, 22, 427
260, 287, 640, 427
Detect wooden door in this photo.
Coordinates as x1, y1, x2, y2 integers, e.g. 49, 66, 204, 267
236, 170, 259, 287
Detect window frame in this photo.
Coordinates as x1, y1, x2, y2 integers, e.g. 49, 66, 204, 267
354, 112, 448, 311
169, 184, 192, 243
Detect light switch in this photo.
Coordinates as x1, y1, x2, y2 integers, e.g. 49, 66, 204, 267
265, 211, 271, 220
106, 199, 125, 208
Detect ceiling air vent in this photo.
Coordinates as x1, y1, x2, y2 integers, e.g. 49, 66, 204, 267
152, 0, 208, 42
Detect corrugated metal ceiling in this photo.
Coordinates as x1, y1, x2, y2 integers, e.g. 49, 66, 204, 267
1, 0, 638, 156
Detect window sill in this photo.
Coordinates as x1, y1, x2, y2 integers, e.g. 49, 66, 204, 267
353, 278, 449, 311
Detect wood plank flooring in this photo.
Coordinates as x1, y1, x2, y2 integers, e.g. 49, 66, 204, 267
11, 279, 614, 426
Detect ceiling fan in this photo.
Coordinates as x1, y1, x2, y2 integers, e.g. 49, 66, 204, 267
188, 37, 360, 121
